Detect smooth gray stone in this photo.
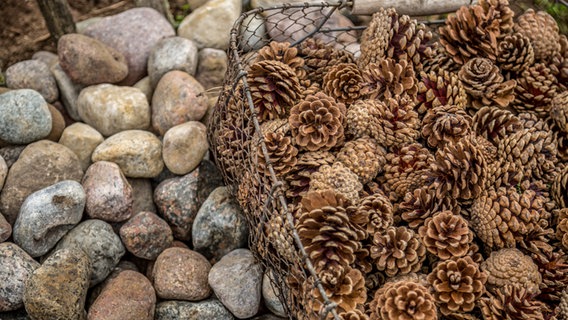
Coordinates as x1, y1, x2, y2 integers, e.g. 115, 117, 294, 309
0, 89, 51, 144
154, 299, 234, 320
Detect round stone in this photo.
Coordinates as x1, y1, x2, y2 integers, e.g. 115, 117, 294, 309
0, 89, 52, 144
128, 178, 157, 214
133, 76, 153, 102
32, 51, 59, 68
58, 122, 104, 171
119, 211, 173, 260
0, 155, 7, 191
0, 243, 40, 311
45, 104, 66, 142
262, 271, 286, 317
148, 36, 199, 88
239, 13, 267, 52
0, 212, 11, 242
155, 299, 234, 320
5, 60, 59, 103
51, 63, 84, 121
195, 48, 228, 90
162, 121, 209, 175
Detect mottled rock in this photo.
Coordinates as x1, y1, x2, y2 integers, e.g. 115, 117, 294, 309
45, 104, 66, 142
0, 212, 11, 242
83, 8, 175, 85
262, 272, 286, 317
5, 60, 59, 103
193, 186, 248, 263
0, 140, 83, 225
154, 299, 234, 320
0, 145, 25, 168
91, 130, 163, 178
151, 70, 208, 135
13, 181, 85, 257
208, 249, 263, 318
77, 84, 150, 137
144, 241, 189, 283
58, 33, 128, 85
0, 89, 52, 144
0, 155, 6, 190
154, 160, 223, 241
53, 219, 125, 286
163, 121, 208, 175
120, 211, 173, 260
86, 261, 140, 308
0, 243, 40, 311
133, 76, 153, 102
51, 63, 84, 121
239, 13, 267, 52
152, 247, 211, 300
178, 0, 241, 50
32, 51, 59, 68
23, 248, 90, 320
59, 123, 104, 171
127, 178, 157, 213
195, 48, 228, 89
148, 37, 199, 88
88, 270, 156, 320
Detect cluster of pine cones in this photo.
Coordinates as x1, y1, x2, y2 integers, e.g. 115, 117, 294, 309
214, 0, 568, 319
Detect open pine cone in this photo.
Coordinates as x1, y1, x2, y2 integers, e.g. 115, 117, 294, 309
481, 248, 542, 295
551, 35, 568, 88
284, 150, 335, 199
339, 309, 369, 320
298, 38, 355, 86
421, 104, 473, 149
323, 63, 363, 105
496, 32, 535, 77
555, 209, 568, 251
370, 226, 426, 277
310, 162, 363, 202
550, 91, 568, 133
552, 165, 568, 209
514, 9, 561, 62
374, 95, 420, 148
360, 58, 417, 100
370, 279, 438, 320
254, 120, 298, 176
418, 210, 472, 260
386, 14, 433, 72
479, 284, 546, 320
255, 41, 307, 82
478, 0, 514, 37
472, 106, 522, 144
484, 160, 524, 190
345, 99, 382, 140
264, 214, 296, 264
399, 185, 461, 230
422, 44, 461, 75
359, 7, 396, 68
358, 191, 394, 236
383, 143, 434, 201
415, 70, 467, 116
307, 267, 367, 316
336, 138, 386, 184
512, 63, 559, 117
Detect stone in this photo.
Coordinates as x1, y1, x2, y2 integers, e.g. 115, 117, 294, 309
0, 140, 83, 225
0, 212, 11, 242
83, 8, 175, 85
148, 37, 199, 88
195, 48, 228, 89
192, 186, 248, 263
251, 315, 286, 320
51, 63, 84, 121
58, 33, 128, 85
23, 248, 91, 320
208, 249, 263, 318
0, 243, 40, 312
133, 76, 153, 102
0, 154, 6, 190
162, 121, 209, 175
53, 219, 125, 286
128, 178, 157, 213
13, 181, 85, 258
76, 17, 102, 33
0, 89, 52, 144
5, 60, 59, 103
0, 145, 25, 168
91, 130, 163, 178
154, 299, 234, 320
178, 0, 241, 50
154, 160, 223, 241
45, 104, 66, 142
151, 70, 208, 135
0, 309, 31, 320
152, 247, 211, 300
144, 240, 190, 283
77, 84, 150, 137
87, 270, 156, 320
32, 51, 59, 68
86, 261, 140, 308
120, 211, 173, 260
239, 13, 267, 52
59, 123, 104, 171
262, 271, 286, 317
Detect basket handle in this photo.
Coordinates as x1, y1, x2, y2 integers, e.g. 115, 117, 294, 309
350, 0, 478, 16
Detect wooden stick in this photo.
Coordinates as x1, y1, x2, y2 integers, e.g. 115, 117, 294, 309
37, 0, 76, 42
134, 0, 174, 24
351, 0, 478, 16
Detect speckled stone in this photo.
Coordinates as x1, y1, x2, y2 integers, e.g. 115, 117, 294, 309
192, 186, 248, 263
32, 51, 59, 68
23, 248, 91, 320
83, 161, 133, 222
208, 249, 263, 319
127, 178, 156, 214
59, 123, 104, 171
88, 270, 156, 320
195, 48, 228, 89
154, 299, 234, 320
153, 160, 223, 241
13, 180, 85, 257
162, 121, 209, 175
0, 212, 11, 242
53, 219, 125, 286
0, 145, 25, 168
152, 247, 212, 301
120, 211, 173, 260
0, 89, 52, 145
145, 241, 189, 283
0, 243, 40, 312
0, 155, 6, 191
45, 104, 66, 142
5, 60, 59, 103
86, 261, 140, 308
0, 140, 83, 225
148, 37, 199, 88
51, 63, 84, 121
262, 271, 286, 317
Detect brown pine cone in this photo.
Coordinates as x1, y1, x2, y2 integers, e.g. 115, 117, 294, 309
369, 280, 437, 320
479, 285, 546, 320
478, 0, 514, 37
514, 9, 561, 62
476, 135, 497, 165
552, 165, 568, 209
458, 57, 516, 110
374, 95, 420, 148
496, 32, 535, 76
484, 160, 524, 190
421, 105, 473, 149
422, 44, 461, 75
289, 92, 345, 152
385, 14, 434, 72
370, 226, 426, 277
284, 150, 335, 199
415, 70, 467, 115
310, 162, 363, 202
358, 191, 394, 236
255, 41, 306, 81
254, 120, 298, 176
359, 7, 397, 68
298, 38, 355, 86
264, 214, 296, 264
427, 255, 487, 315
248, 60, 302, 122
438, 5, 500, 65
560, 288, 568, 318
302, 82, 320, 97
532, 250, 568, 302
481, 248, 542, 295
512, 63, 559, 117
550, 91, 568, 133
361, 58, 417, 100
383, 143, 433, 201
323, 63, 363, 105
400, 185, 461, 230
307, 267, 367, 315
336, 138, 386, 184
556, 209, 568, 251
339, 309, 369, 320
550, 35, 568, 88
418, 210, 472, 260
472, 106, 522, 144
345, 100, 381, 140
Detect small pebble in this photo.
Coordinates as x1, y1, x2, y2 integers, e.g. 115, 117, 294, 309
208, 249, 263, 319
133, 76, 153, 102
0, 243, 40, 311
262, 271, 286, 317
5, 60, 59, 103
92, 130, 164, 178
119, 211, 173, 260
13, 180, 85, 257
148, 36, 199, 88
162, 121, 209, 175
58, 122, 104, 171
0, 89, 52, 145
128, 178, 157, 213
50, 63, 84, 121
32, 51, 59, 68
154, 299, 234, 320
23, 248, 91, 320
0, 154, 6, 190
0, 145, 25, 168
196, 48, 229, 89
145, 241, 190, 282
45, 104, 66, 142
0, 212, 11, 242
152, 247, 212, 301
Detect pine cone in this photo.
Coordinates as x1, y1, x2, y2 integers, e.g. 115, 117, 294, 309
496, 32, 535, 76
512, 63, 559, 117
361, 58, 417, 100
310, 162, 363, 202
383, 143, 433, 201
358, 191, 394, 236
248, 60, 302, 122
476, 135, 497, 165
370, 280, 437, 320
438, 4, 500, 65
339, 309, 369, 320
307, 266, 367, 315
514, 9, 561, 62
336, 138, 386, 184
472, 106, 522, 144
551, 35, 568, 87
552, 165, 568, 208
374, 95, 420, 148
323, 63, 363, 105
484, 160, 524, 190
256, 41, 307, 81
556, 209, 568, 251
400, 185, 461, 230
532, 250, 568, 302
359, 7, 396, 68
298, 38, 355, 86
345, 100, 381, 140
289, 92, 345, 152
427, 255, 487, 315
284, 151, 335, 199
559, 288, 568, 318
370, 226, 426, 277
418, 210, 472, 260
415, 70, 467, 116
479, 285, 546, 320
422, 44, 461, 75
479, 0, 515, 37
255, 121, 298, 176
421, 105, 473, 149
481, 248, 542, 295
458, 57, 516, 110
386, 14, 434, 72
264, 214, 296, 264
550, 91, 568, 133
